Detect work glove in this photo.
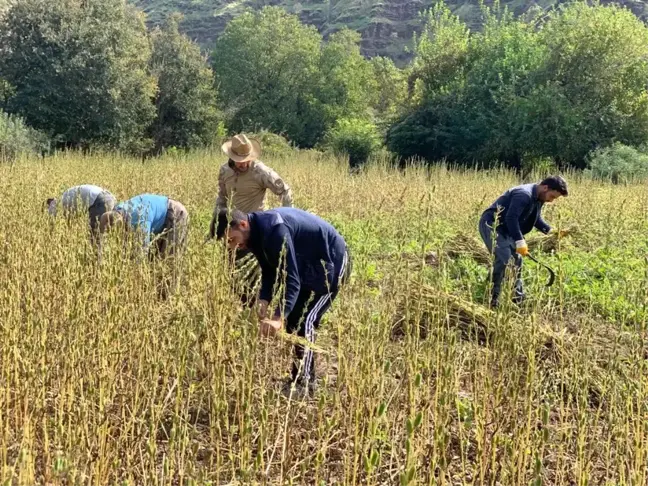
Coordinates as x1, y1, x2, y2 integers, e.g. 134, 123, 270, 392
515, 240, 529, 257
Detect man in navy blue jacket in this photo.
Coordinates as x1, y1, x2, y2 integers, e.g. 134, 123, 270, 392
216, 207, 351, 395
479, 176, 568, 308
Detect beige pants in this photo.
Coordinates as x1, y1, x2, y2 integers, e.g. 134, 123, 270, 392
153, 199, 189, 258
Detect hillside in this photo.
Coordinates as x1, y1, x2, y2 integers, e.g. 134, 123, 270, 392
132, 0, 648, 63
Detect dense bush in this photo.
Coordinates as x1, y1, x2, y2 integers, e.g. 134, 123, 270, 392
323, 118, 382, 168
249, 131, 295, 157
388, 2, 648, 170
586, 144, 648, 183
0, 111, 48, 161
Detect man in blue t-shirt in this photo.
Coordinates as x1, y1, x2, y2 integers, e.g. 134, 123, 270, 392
216, 207, 351, 398
99, 194, 189, 258
479, 176, 568, 308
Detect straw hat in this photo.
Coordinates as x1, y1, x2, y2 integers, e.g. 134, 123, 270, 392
221, 134, 261, 163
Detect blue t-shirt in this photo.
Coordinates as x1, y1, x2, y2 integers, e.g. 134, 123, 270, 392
116, 194, 169, 247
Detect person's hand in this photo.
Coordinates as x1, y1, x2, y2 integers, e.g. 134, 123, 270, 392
257, 299, 269, 319
259, 318, 282, 338
515, 240, 529, 257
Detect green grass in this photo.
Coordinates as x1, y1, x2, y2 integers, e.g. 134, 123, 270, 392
0, 149, 647, 484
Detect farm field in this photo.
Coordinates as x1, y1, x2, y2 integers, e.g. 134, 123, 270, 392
0, 150, 647, 485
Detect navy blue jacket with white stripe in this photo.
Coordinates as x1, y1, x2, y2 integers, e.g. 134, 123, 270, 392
482, 183, 551, 242
247, 208, 347, 317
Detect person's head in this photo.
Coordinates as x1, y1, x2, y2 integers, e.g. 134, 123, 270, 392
99, 210, 124, 235
216, 208, 250, 251
537, 175, 568, 203
45, 197, 57, 216
221, 134, 261, 173
229, 158, 251, 173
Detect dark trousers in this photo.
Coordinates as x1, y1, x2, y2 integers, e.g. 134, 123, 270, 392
478, 215, 523, 307
153, 199, 189, 258
287, 250, 351, 384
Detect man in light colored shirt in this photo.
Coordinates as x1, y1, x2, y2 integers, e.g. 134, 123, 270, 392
206, 134, 293, 306
46, 184, 116, 244
208, 134, 293, 239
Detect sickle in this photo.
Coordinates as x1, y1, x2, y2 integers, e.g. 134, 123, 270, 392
527, 253, 556, 287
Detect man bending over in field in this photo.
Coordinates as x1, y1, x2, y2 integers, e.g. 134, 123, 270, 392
479, 176, 568, 308
216, 207, 351, 399
47, 184, 116, 246
100, 194, 189, 297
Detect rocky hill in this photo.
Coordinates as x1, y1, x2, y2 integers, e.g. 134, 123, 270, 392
132, 0, 648, 64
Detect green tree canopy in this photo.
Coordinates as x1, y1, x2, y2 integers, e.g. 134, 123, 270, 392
213, 9, 380, 148
0, 0, 156, 152
212, 7, 323, 147
371, 56, 409, 125
530, 2, 648, 167
387, 2, 648, 169
149, 14, 221, 153
316, 29, 377, 129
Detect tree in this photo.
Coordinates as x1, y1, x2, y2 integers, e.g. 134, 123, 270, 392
316, 29, 377, 129
529, 2, 648, 167
0, 0, 156, 152
389, 6, 546, 167
388, 2, 648, 170
371, 56, 409, 125
212, 7, 323, 147
409, 2, 469, 101
149, 14, 221, 153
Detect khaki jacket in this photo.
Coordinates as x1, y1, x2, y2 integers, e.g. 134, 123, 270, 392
214, 160, 293, 215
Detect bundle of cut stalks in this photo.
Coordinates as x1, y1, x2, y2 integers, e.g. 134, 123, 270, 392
445, 234, 491, 264
527, 224, 579, 252
446, 225, 579, 264
392, 284, 494, 341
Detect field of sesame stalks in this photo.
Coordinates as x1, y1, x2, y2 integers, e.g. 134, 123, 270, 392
1, 149, 647, 486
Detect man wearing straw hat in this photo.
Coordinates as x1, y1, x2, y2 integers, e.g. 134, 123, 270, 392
207, 133, 293, 305
208, 134, 293, 235
479, 176, 568, 308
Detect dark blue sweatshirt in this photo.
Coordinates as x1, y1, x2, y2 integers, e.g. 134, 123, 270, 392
247, 208, 347, 317
482, 183, 551, 242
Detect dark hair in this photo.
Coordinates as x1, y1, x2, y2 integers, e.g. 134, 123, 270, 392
540, 175, 568, 196
45, 197, 55, 209
215, 208, 248, 240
